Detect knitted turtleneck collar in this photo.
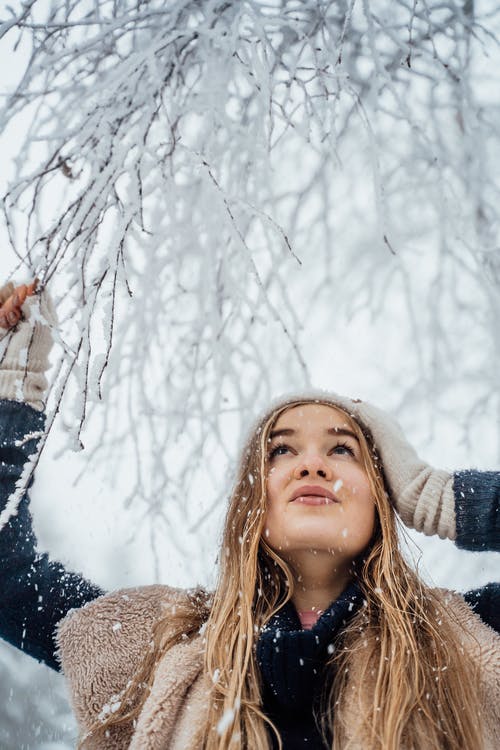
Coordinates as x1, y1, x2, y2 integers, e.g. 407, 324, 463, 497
256, 580, 364, 719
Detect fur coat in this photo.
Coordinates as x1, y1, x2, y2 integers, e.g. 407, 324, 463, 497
57, 584, 500, 749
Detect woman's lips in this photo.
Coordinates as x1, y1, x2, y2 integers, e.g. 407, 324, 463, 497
292, 495, 337, 506
289, 485, 340, 505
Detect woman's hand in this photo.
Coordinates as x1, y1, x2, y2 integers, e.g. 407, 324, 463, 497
346, 398, 456, 540
0, 280, 38, 330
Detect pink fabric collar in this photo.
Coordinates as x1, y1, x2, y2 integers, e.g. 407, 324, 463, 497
297, 609, 324, 629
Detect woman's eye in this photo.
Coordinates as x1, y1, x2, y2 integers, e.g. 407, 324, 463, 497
331, 443, 355, 456
268, 444, 289, 459
268, 443, 355, 459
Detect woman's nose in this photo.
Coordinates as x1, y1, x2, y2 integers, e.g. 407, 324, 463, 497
293, 455, 333, 480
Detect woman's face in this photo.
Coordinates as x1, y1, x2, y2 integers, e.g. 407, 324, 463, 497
263, 403, 376, 563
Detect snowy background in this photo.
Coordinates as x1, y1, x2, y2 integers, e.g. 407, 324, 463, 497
1, 1, 499, 747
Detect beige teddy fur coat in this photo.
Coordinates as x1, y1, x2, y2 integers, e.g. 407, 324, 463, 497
57, 584, 500, 749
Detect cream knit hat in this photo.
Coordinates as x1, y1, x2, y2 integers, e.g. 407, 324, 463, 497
251, 390, 456, 541
0, 283, 57, 411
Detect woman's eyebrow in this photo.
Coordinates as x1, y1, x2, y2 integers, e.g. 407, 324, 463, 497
268, 427, 359, 441
268, 428, 294, 439
328, 427, 359, 442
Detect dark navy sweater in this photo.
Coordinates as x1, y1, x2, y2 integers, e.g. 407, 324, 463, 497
0, 399, 498, 748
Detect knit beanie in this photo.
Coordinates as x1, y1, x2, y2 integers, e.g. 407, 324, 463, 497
247, 390, 456, 541
0, 283, 57, 411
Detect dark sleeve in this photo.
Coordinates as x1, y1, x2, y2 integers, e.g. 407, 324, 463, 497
453, 470, 500, 552
0, 399, 104, 671
452, 471, 499, 633
463, 583, 499, 634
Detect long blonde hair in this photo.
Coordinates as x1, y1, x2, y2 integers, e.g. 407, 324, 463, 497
89, 397, 483, 749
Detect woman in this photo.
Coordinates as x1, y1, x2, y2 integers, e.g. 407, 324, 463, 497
0, 281, 498, 750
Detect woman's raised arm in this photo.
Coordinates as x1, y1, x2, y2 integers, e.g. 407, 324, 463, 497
344, 398, 499, 631
0, 283, 103, 671
339, 397, 499, 552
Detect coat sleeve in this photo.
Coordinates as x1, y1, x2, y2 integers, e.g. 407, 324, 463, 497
452, 470, 499, 634
453, 470, 500, 552
0, 399, 103, 670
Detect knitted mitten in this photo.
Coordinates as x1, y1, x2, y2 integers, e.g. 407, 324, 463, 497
0, 284, 57, 411
345, 398, 456, 540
